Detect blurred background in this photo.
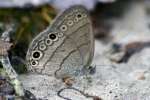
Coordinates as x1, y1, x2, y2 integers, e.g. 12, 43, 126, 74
0, 0, 150, 99
0, 0, 149, 73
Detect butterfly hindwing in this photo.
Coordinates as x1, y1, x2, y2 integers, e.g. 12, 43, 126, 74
26, 5, 94, 78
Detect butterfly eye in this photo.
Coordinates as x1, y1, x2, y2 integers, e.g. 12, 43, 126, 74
32, 50, 43, 60
39, 43, 47, 51
31, 60, 38, 66
48, 33, 58, 41
67, 20, 73, 26
60, 25, 67, 32
45, 39, 53, 46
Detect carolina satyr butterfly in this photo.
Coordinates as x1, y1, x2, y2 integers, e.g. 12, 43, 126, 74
26, 5, 94, 79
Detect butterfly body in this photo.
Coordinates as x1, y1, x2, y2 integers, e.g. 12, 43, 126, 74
26, 5, 94, 78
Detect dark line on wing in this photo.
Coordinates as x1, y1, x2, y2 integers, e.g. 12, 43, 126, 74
67, 24, 90, 67
68, 23, 90, 37
54, 41, 90, 78
54, 49, 77, 78
41, 38, 66, 71
53, 35, 90, 77
72, 32, 90, 65
41, 23, 89, 72
77, 41, 90, 49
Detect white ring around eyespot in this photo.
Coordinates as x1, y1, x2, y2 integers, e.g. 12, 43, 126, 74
67, 20, 73, 26
32, 50, 43, 60
74, 17, 79, 22
60, 25, 67, 32
83, 14, 87, 18
57, 32, 64, 38
31, 60, 39, 67
39, 43, 47, 51
45, 38, 53, 46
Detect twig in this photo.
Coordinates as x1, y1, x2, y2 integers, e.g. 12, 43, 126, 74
0, 24, 24, 96
57, 87, 102, 100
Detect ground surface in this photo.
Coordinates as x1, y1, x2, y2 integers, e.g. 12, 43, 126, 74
19, 1, 150, 100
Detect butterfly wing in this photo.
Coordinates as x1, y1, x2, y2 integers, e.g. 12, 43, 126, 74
26, 5, 94, 78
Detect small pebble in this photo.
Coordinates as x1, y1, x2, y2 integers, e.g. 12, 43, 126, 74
62, 76, 75, 86
136, 72, 145, 80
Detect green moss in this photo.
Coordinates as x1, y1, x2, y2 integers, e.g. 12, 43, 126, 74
0, 5, 56, 74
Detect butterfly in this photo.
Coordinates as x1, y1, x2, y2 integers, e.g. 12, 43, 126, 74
26, 5, 94, 79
